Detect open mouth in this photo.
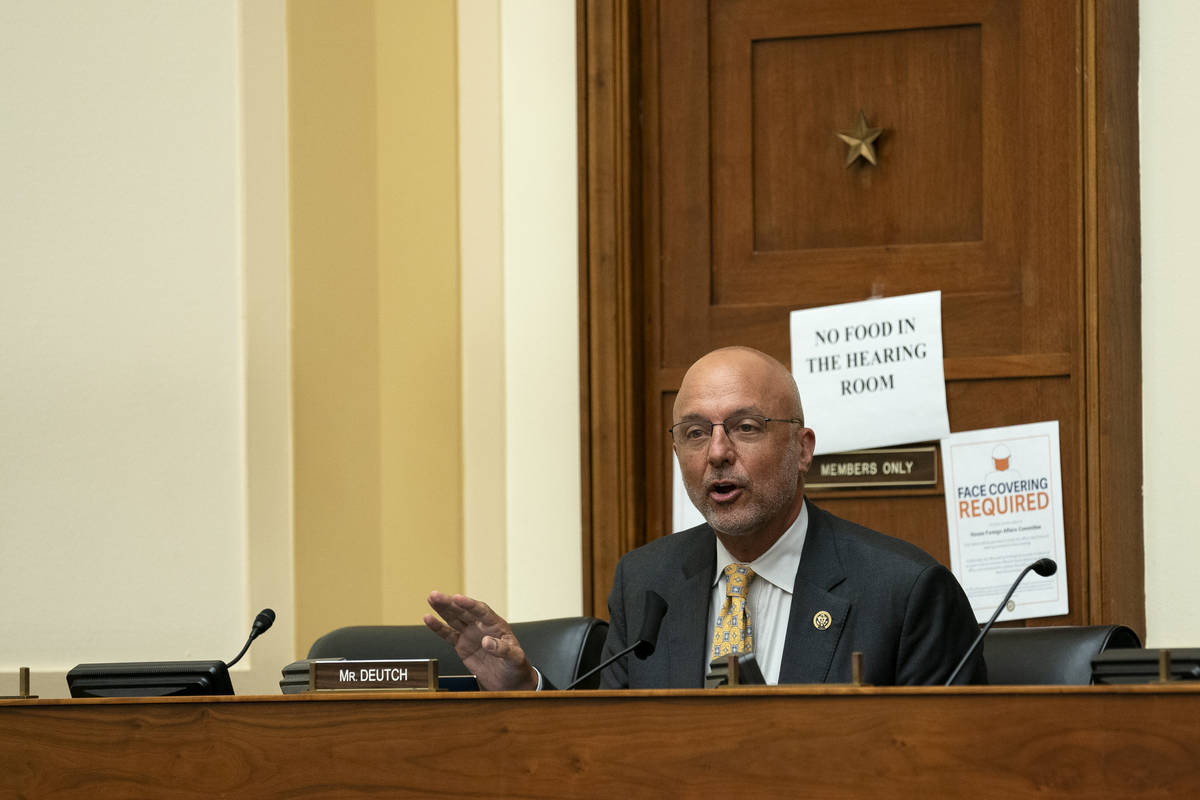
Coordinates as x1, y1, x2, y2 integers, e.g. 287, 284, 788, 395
708, 481, 742, 503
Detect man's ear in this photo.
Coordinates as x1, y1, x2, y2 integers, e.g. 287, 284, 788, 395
797, 427, 816, 472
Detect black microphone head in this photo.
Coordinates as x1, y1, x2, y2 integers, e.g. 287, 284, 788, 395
253, 608, 276, 636
1032, 558, 1057, 577
632, 591, 668, 660
227, 609, 277, 669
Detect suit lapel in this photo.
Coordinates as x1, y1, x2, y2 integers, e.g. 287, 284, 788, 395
662, 527, 716, 688
779, 504, 851, 684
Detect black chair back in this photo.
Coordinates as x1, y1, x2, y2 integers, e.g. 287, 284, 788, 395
307, 616, 610, 689
983, 624, 1141, 685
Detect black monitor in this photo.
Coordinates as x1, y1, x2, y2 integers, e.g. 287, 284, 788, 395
66, 660, 234, 698
1092, 648, 1200, 684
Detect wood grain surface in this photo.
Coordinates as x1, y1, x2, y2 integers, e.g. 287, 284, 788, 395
3, 686, 1198, 799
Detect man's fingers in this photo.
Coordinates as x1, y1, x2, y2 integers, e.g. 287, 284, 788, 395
443, 595, 512, 636
429, 593, 510, 639
427, 592, 483, 631
422, 613, 458, 644
458, 596, 501, 626
425, 592, 462, 625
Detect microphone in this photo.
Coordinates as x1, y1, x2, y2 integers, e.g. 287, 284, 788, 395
633, 591, 668, 658
944, 558, 1057, 685
252, 608, 277, 636
226, 608, 276, 669
565, 591, 668, 690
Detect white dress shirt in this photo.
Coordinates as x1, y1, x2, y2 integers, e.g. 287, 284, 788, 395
707, 500, 809, 685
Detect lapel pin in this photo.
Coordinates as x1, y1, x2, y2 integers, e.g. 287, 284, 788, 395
813, 610, 832, 630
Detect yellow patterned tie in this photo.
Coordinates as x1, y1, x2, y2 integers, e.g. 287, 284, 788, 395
712, 563, 755, 659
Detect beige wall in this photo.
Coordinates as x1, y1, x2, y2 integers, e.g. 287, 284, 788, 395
457, 0, 583, 621
497, 0, 582, 620
240, 0, 299, 696
376, 1, 464, 625
289, 0, 464, 655
458, 0, 509, 611
288, 0, 386, 656
1140, 0, 1200, 649
0, 0, 294, 697
289, 0, 580, 643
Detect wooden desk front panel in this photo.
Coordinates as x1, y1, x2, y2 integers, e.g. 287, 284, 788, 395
2, 686, 1198, 799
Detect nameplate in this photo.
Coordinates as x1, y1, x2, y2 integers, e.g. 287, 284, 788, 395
309, 659, 438, 692
807, 447, 938, 489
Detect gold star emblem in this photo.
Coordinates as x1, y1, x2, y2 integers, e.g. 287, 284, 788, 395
837, 110, 883, 167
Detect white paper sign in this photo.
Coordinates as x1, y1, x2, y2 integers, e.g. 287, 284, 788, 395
789, 291, 950, 454
672, 455, 706, 532
941, 421, 1069, 623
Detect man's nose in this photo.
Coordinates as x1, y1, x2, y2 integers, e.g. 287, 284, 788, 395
707, 424, 736, 464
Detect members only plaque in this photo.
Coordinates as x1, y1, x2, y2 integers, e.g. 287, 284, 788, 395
309, 659, 438, 692
807, 447, 938, 490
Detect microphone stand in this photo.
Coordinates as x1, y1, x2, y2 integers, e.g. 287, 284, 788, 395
945, 559, 1057, 686
565, 591, 667, 690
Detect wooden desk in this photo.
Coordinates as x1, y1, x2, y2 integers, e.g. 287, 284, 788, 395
3, 685, 1199, 798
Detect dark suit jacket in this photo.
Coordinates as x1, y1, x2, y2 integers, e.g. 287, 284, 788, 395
599, 502, 986, 687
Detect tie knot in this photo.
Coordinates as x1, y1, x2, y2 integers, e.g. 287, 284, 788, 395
712, 563, 756, 660
723, 563, 755, 597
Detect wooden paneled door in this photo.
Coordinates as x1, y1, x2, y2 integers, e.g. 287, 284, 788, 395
578, 1, 1142, 635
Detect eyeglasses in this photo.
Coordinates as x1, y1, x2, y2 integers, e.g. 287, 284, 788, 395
668, 414, 804, 450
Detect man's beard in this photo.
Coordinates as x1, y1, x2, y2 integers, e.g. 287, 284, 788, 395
686, 441, 803, 537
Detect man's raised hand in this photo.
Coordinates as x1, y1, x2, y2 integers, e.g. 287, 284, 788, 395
423, 591, 538, 691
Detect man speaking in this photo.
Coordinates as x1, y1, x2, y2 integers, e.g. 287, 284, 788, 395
425, 346, 985, 688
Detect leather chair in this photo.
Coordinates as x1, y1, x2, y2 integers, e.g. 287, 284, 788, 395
307, 616, 610, 689
982, 624, 1141, 685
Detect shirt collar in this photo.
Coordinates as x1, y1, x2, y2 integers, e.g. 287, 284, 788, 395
712, 500, 808, 593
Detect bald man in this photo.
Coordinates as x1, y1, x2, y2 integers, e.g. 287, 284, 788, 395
426, 347, 985, 688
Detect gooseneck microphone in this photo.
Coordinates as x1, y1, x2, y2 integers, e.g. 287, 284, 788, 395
944, 558, 1057, 685
226, 608, 277, 669
66, 608, 279, 697
565, 591, 668, 690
